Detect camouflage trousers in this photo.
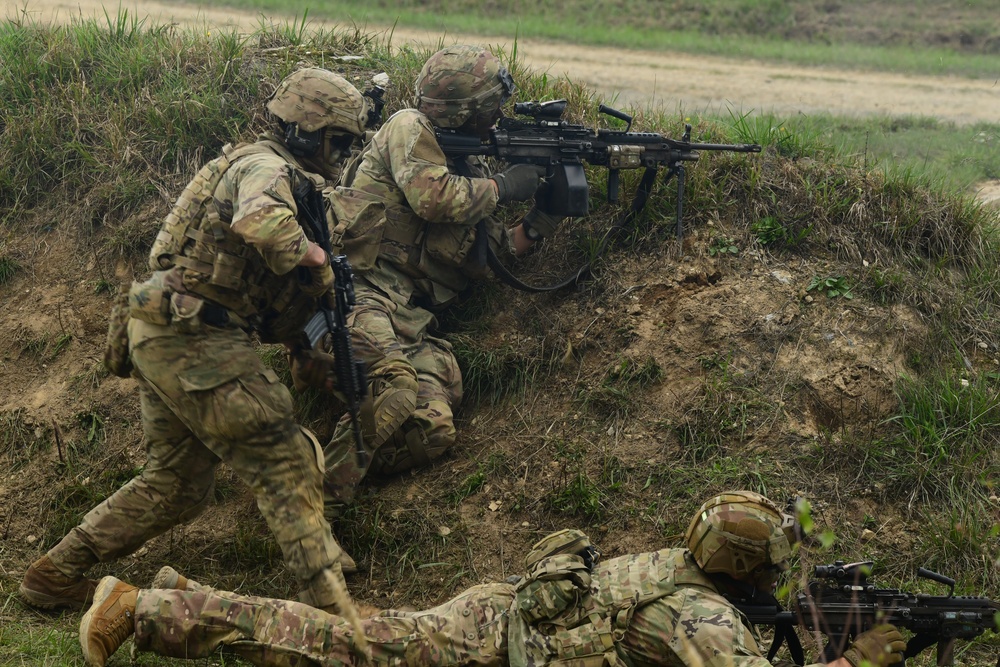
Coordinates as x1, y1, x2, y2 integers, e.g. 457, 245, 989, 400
324, 285, 462, 507
48, 320, 343, 589
134, 582, 515, 667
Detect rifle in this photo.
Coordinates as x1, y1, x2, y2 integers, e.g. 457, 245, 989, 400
435, 99, 761, 292
733, 560, 1000, 667
293, 179, 368, 469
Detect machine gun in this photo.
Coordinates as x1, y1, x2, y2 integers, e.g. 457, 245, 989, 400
436, 99, 760, 284
733, 560, 1000, 667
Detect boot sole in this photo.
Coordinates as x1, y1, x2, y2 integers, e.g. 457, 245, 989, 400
373, 389, 417, 447
19, 582, 88, 611
79, 576, 121, 667
339, 554, 359, 575
150, 566, 181, 590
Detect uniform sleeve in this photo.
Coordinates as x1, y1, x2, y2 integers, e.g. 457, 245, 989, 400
225, 154, 310, 276
621, 591, 777, 667
381, 112, 499, 224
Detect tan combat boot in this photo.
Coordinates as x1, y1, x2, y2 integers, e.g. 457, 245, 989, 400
79, 577, 138, 667
150, 566, 206, 592
370, 381, 418, 448
20, 555, 99, 611
339, 551, 359, 575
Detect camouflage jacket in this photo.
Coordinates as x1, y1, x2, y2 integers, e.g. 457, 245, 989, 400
142, 135, 326, 342
511, 547, 822, 667
337, 108, 514, 307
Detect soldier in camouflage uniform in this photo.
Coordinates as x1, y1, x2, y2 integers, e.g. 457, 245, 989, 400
20, 68, 378, 616
78, 491, 906, 667
309, 45, 564, 513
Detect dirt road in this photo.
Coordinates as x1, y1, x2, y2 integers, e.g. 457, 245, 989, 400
8, 0, 1000, 201
11, 0, 1000, 126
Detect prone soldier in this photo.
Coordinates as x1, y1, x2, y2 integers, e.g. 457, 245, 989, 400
78, 490, 906, 667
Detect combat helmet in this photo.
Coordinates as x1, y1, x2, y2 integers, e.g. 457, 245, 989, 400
685, 490, 797, 579
268, 67, 370, 136
413, 45, 515, 131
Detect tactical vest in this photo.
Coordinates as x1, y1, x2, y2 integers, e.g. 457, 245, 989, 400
334, 124, 495, 303
142, 138, 324, 341
509, 538, 718, 667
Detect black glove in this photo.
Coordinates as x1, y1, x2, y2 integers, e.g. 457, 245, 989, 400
843, 624, 906, 667
492, 164, 546, 203
522, 208, 563, 242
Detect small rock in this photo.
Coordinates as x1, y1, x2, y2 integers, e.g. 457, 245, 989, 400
26, 534, 37, 544
437, 526, 451, 537
770, 270, 792, 284
804, 295, 814, 303
860, 529, 876, 542
521, 521, 530, 527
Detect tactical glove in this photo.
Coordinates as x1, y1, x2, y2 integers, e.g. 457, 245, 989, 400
522, 208, 564, 241
843, 624, 906, 667
299, 262, 335, 298
290, 347, 337, 393
492, 164, 546, 204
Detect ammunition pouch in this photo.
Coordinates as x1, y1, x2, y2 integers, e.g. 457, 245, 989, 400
329, 187, 386, 272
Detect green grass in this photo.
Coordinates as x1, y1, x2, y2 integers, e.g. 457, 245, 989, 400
200, 0, 1000, 78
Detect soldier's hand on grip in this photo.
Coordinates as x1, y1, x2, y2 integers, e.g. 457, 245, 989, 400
299, 263, 335, 298
492, 164, 546, 203
522, 208, 563, 241
843, 624, 906, 667
290, 347, 337, 393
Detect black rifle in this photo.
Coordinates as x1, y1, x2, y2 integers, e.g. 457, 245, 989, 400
294, 179, 368, 469
435, 99, 761, 292
732, 560, 1000, 667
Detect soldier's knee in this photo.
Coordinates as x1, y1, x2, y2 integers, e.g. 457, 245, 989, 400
142, 467, 216, 524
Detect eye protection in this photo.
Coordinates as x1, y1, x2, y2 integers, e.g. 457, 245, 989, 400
497, 67, 516, 106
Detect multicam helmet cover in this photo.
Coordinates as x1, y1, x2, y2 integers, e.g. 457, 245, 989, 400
413, 45, 515, 129
685, 490, 797, 579
267, 67, 371, 137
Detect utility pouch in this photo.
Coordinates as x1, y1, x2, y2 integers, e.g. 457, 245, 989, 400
516, 554, 592, 623
103, 285, 133, 378
525, 529, 598, 570
515, 529, 599, 624
127, 280, 171, 326
329, 188, 386, 271
169, 293, 207, 334
423, 223, 478, 267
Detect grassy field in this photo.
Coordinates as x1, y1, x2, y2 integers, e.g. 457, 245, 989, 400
1, 10, 998, 667
188, 0, 1000, 77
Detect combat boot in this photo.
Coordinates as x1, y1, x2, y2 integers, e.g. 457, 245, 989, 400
370, 381, 417, 447
79, 576, 138, 667
20, 555, 99, 610
339, 551, 359, 575
150, 566, 206, 592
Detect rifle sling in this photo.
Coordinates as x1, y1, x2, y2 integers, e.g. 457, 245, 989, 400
483, 166, 662, 293
767, 621, 805, 666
